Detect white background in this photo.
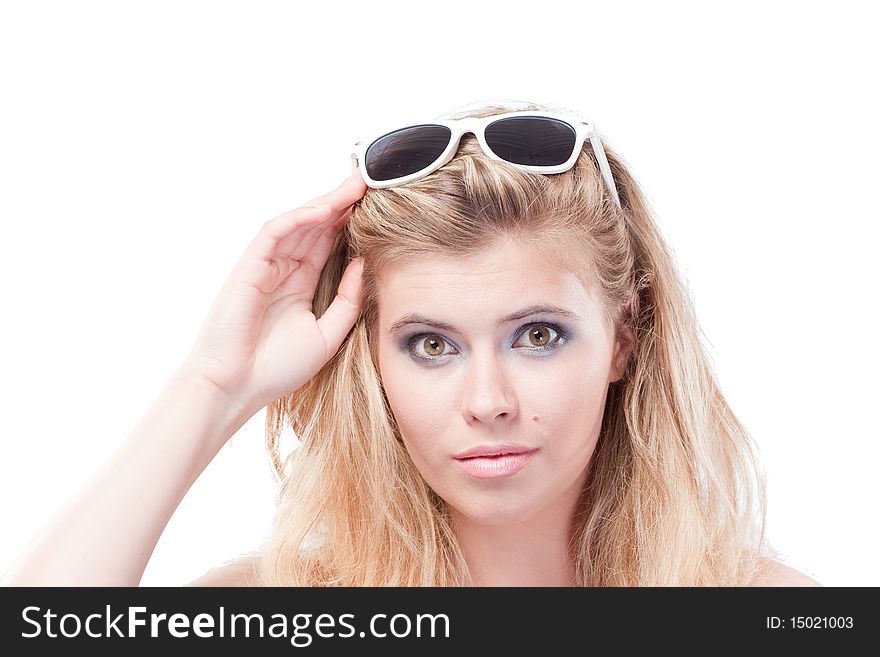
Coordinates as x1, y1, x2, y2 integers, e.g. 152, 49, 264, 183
1, 1, 876, 586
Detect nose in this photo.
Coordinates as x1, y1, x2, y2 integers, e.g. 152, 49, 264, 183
459, 350, 519, 424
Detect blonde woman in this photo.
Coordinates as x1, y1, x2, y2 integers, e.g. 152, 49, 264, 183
1, 101, 820, 587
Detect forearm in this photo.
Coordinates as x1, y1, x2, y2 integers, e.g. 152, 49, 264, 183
0, 368, 255, 586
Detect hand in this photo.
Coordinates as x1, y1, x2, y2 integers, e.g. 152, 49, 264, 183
181, 169, 368, 418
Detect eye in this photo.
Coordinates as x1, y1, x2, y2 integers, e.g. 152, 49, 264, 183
513, 323, 562, 349
406, 322, 567, 362
415, 335, 452, 358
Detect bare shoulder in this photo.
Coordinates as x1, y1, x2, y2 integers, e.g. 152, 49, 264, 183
750, 557, 822, 587
185, 554, 263, 587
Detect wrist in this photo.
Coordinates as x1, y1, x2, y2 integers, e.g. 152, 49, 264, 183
167, 366, 259, 446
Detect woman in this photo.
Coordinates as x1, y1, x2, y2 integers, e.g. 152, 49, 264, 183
1, 100, 820, 587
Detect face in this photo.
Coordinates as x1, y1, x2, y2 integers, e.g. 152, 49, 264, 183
375, 237, 633, 527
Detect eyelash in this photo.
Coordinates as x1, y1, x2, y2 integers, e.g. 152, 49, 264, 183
405, 322, 569, 364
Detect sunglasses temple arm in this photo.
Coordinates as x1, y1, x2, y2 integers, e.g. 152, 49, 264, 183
589, 134, 622, 209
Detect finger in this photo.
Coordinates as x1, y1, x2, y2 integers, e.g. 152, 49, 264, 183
300, 169, 366, 213
231, 205, 343, 298
275, 176, 363, 264
314, 168, 366, 202
294, 206, 353, 274
249, 172, 366, 264
262, 207, 355, 303
278, 204, 354, 269
234, 204, 335, 276
276, 204, 348, 263
316, 256, 365, 360
228, 171, 366, 296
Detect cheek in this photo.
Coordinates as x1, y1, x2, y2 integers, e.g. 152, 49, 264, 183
377, 350, 449, 461
523, 349, 610, 420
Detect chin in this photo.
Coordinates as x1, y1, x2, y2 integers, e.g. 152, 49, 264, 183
445, 493, 542, 526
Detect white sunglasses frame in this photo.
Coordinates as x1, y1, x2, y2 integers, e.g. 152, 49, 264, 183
350, 110, 621, 208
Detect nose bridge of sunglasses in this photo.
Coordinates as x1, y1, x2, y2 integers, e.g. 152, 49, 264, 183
447, 115, 492, 140
447, 117, 511, 160
431, 121, 485, 161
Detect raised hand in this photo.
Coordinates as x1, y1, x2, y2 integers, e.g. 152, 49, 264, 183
181, 169, 368, 419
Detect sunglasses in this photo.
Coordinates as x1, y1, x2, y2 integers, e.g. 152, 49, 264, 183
350, 110, 621, 208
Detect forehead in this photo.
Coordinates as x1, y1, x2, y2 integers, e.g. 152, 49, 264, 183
376, 238, 600, 324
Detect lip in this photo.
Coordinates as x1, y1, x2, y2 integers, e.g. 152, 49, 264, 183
453, 447, 539, 480
453, 443, 538, 459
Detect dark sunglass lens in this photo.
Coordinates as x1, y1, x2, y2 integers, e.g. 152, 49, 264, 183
364, 125, 452, 182
484, 117, 576, 166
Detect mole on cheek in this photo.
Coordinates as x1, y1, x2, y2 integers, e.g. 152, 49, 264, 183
532, 415, 539, 421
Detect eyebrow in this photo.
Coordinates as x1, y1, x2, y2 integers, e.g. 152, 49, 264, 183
387, 304, 582, 335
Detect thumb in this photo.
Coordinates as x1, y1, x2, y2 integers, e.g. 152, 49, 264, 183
316, 257, 365, 358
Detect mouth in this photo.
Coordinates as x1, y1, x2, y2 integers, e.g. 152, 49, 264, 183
453, 443, 539, 460
453, 448, 540, 480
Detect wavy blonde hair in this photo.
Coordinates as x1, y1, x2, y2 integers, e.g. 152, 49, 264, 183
256, 100, 780, 586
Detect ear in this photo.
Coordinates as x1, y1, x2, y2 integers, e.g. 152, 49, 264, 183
609, 323, 635, 383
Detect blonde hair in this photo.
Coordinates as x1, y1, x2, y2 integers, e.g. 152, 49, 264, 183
257, 101, 780, 585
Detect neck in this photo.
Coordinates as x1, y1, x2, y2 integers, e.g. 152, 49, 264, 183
450, 477, 584, 587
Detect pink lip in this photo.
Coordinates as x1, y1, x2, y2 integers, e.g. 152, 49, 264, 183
453, 443, 538, 459
453, 449, 539, 480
